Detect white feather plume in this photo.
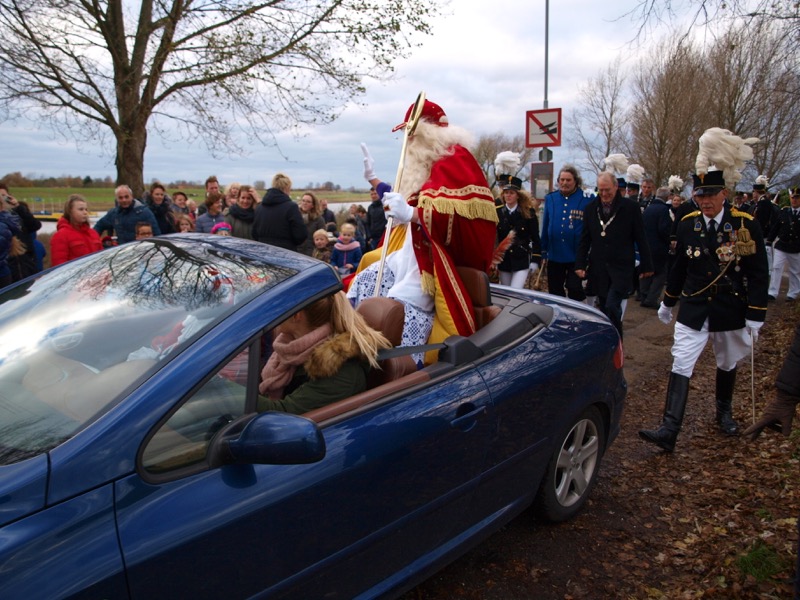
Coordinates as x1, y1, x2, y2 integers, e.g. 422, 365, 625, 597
603, 153, 629, 175
695, 127, 759, 187
668, 175, 684, 193
494, 151, 521, 176
755, 174, 769, 187
626, 163, 645, 184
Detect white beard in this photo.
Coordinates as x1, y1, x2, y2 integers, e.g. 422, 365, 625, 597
398, 121, 475, 198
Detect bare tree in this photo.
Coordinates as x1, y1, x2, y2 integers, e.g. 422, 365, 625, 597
472, 133, 536, 193
568, 57, 632, 177
705, 19, 800, 186
0, 0, 440, 196
623, 0, 799, 40
628, 38, 707, 184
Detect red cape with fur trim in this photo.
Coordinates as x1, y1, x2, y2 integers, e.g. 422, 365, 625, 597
408, 145, 497, 338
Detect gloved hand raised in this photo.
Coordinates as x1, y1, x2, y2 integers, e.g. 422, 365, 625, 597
745, 319, 762, 344
743, 389, 798, 440
361, 143, 376, 182
382, 192, 414, 224
657, 302, 673, 325
529, 262, 539, 274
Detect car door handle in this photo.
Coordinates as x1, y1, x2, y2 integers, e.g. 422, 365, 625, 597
450, 404, 487, 431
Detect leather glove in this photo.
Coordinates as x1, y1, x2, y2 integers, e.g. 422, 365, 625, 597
361, 143, 376, 182
529, 262, 539, 274
657, 302, 673, 325
382, 192, 413, 224
745, 319, 762, 344
743, 389, 798, 440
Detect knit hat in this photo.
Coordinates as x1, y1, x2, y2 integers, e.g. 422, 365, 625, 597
211, 222, 232, 235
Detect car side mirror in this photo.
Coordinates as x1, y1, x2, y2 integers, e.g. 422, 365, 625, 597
222, 411, 326, 465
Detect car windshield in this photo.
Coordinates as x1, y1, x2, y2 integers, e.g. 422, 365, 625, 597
0, 238, 296, 465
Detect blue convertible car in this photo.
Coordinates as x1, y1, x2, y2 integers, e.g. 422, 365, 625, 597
0, 235, 625, 599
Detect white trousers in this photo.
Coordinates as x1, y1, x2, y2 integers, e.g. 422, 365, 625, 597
768, 249, 800, 299
499, 269, 528, 289
671, 321, 752, 377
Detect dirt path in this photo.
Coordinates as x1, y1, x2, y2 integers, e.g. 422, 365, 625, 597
404, 298, 799, 599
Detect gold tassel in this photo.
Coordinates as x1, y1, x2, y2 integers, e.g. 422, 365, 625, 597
735, 219, 755, 256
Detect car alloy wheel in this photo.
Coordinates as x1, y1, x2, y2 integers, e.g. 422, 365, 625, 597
535, 406, 606, 522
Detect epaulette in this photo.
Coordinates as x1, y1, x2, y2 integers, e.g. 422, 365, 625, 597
731, 209, 754, 220
681, 210, 701, 221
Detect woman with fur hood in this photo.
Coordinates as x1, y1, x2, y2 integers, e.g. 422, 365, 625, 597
257, 292, 390, 415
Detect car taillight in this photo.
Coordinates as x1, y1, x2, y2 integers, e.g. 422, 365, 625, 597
613, 339, 624, 370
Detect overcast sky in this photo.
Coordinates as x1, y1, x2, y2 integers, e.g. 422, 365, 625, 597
0, 0, 655, 191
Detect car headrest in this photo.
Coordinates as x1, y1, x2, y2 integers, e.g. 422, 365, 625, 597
455, 266, 491, 308
356, 297, 405, 347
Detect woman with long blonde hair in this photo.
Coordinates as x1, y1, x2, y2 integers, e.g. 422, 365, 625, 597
50, 194, 103, 266
258, 292, 391, 414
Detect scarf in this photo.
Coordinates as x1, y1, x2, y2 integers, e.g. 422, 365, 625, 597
228, 203, 255, 222
334, 239, 360, 251
258, 323, 332, 399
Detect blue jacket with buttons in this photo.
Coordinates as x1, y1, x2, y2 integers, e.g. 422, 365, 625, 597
541, 188, 594, 263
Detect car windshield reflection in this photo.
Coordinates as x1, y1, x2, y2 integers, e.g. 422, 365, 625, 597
0, 238, 296, 465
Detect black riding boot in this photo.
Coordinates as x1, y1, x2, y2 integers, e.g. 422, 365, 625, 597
639, 372, 690, 452
715, 367, 739, 435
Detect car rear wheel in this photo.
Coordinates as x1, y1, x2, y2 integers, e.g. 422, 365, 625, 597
534, 406, 605, 522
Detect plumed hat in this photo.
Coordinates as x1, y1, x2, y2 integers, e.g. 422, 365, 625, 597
626, 164, 645, 191
668, 175, 684, 194
603, 153, 629, 176
494, 151, 521, 190
695, 127, 759, 189
752, 175, 769, 191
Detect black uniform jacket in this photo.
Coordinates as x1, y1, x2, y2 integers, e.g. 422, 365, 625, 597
767, 207, 800, 254
576, 193, 653, 297
664, 207, 769, 331
496, 205, 542, 272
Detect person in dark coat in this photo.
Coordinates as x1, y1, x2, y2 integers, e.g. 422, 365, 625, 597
639, 187, 673, 308
575, 171, 653, 338
496, 176, 541, 289
765, 187, 800, 301
641, 165, 769, 452
0, 184, 42, 281
94, 185, 161, 244
144, 182, 176, 235
252, 173, 307, 251
365, 183, 389, 250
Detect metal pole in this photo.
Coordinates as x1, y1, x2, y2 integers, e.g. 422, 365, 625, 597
544, 0, 549, 110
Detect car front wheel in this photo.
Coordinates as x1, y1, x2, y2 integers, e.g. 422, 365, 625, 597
534, 406, 605, 522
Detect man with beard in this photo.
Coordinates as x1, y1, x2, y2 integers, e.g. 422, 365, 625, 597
349, 99, 497, 365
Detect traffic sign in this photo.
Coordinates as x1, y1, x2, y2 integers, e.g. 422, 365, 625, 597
526, 108, 562, 148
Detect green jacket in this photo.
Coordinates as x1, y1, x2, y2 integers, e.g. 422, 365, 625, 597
258, 332, 372, 415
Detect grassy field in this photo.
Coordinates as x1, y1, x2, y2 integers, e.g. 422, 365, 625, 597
12, 187, 372, 213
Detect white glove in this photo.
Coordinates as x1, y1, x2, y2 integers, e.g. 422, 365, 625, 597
361, 143, 376, 182
529, 262, 539, 273
657, 302, 673, 325
745, 319, 762, 344
382, 192, 414, 224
